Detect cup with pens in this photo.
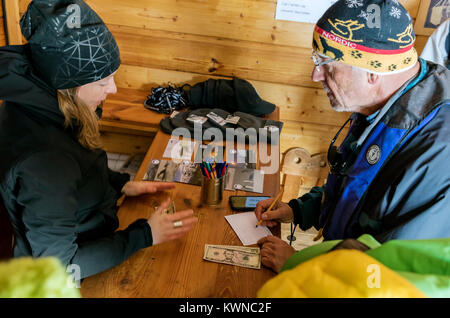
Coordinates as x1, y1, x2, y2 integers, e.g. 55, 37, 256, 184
200, 160, 228, 206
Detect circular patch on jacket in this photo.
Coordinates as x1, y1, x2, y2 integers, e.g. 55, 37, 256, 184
366, 145, 381, 165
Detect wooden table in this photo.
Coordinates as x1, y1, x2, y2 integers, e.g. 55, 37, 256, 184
81, 108, 280, 298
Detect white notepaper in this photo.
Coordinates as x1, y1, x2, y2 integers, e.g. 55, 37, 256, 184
275, 0, 337, 24
225, 212, 272, 246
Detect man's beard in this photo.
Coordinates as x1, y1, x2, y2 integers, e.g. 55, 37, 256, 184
321, 82, 351, 113
331, 103, 350, 113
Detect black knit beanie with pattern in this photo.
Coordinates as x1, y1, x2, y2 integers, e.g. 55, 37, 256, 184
20, 0, 120, 89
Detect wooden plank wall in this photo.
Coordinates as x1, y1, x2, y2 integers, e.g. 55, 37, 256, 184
13, 0, 429, 156
0, 9, 4, 47
0, 1, 5, 106
0, 1, 5, 50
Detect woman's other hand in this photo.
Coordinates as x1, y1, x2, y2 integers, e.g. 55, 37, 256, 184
147, 198, 198, 245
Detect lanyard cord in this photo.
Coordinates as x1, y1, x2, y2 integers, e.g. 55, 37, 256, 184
355, 76, 415, 148
356, 60, 428, 149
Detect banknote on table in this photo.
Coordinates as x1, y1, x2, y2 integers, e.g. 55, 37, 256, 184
154, 200, 176, 214
203, 245, 261, 269
162, 200, 176, 214
211, 245, 260, 253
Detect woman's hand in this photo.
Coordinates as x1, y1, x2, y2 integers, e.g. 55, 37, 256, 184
257, 236, 296, 273
147, 198, 198, 245
121, 181, 175, 197
254, 198, 294, 227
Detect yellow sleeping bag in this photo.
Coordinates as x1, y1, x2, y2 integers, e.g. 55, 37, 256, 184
258, 249, 425, 298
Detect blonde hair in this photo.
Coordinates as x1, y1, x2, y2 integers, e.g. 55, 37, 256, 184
57, 88, 102, 150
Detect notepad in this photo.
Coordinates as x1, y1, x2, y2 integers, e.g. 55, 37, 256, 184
225, 212, 272, 246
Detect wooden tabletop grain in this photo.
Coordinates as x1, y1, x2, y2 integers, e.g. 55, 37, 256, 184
81, 108, 280, 298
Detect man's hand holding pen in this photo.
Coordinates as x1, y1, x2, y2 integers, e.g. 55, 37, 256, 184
254, 196, 294, 228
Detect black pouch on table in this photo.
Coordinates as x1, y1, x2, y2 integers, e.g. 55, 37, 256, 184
232, 112, 283, 144
160, 109, 283, 144
161, 108, 215, 139
187, 78, 276, 117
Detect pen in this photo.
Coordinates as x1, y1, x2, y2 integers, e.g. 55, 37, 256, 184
212, 162, 217, 179
220, 162, 227, 178
206, 162, 212, 179
202, 165, 210, 179
211, 163, 217, 179
256, 188, 284, 228
206, 162, 214, 179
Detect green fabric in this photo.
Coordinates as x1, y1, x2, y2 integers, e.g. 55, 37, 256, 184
396, 271, 450, 298
0, 257, 80, 298
281, 239, 341, 272
357, 233, 382, 249
366, 238, 450, 297
366, 238, 450, 274
280, 235, 450, 297
281, 234, 380, 272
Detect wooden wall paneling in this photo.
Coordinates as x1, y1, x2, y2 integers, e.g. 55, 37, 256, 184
109, 25, 319, 89
16, 0, 426, 89
400, 0, 420, 18
0, 2, 3, 108
18, 0, 28, 13
280, 120, 348, 155
0, 17, 5, 46
17, 0, 422, 50
0, 0, 5, 46
81, 0, 315, 49
415, 35, 429, 55
19, 0, 422, 19
14, 0, 428, 88
114, 63, 226, 91
4, 0, 22, 45
92, 0, 420, 49
18, 0, 312, 48
251, 81, 349, 126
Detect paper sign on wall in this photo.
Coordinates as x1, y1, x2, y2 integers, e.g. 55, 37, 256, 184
275, 0, 338, 24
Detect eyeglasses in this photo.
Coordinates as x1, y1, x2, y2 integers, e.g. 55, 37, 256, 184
327, 116, 352, 175
311, 50, 335, 72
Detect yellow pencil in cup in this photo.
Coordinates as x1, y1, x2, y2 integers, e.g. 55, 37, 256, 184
256, 188, 284, 228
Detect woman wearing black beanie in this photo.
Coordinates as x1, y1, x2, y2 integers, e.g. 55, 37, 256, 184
0, 0, 197, 279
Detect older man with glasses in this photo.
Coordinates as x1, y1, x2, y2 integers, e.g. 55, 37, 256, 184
255, 0, 450, 273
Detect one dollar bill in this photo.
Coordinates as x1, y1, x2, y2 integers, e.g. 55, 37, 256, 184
203, 245, 261, 269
